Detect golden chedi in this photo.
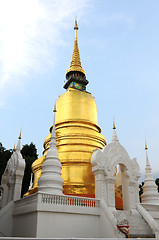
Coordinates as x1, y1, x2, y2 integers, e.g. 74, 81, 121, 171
26, 19, 106, 198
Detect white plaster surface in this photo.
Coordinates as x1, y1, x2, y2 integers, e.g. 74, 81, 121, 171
0, 191, 159, 238
0, 201, 14, 237
38, 115, 64, 195
0, 138, 25, 208
141, 151, 159, 204
141, 203, 159, 231
12, 193, 101, 238
91, 135, 140, 210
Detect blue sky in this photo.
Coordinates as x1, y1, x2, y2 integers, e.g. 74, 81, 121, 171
0, 0, 159, 181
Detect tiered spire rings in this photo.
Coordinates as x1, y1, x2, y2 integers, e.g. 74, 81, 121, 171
66, 18, 86, 77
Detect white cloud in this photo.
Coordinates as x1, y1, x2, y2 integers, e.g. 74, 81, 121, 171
0, 0, 90, 105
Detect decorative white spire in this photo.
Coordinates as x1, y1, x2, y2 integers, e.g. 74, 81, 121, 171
2, 131, 25, 202
16, 130, 22, 151
141, 139, 159, 204
38, 106, 64, 195
144, 137, 151, 171
112, 115, 119, 143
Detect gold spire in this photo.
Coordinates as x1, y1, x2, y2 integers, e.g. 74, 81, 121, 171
145, 137, 148, 150
13, 144, 16, 151
66, 18, 86, 77
19, 130, 22, 139
113, 115, 116, 129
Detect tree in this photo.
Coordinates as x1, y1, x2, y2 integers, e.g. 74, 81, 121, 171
139, 182, 144, 202
0, 143, 12, 184
155, 178, 159, 193
21, 143, 38, 197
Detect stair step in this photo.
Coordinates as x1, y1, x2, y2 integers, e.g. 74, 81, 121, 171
114, 210, 154, 238
130, 234, 155, 238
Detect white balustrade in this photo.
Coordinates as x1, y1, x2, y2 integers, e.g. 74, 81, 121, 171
41, 194, 99, 208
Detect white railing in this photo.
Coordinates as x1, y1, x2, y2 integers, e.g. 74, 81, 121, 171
136, 203, 159, 234
41, 194, 99, 208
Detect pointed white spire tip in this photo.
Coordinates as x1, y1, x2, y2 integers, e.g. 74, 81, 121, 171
145, 137, 148, 150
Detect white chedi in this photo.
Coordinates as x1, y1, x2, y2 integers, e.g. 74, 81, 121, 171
141, 141, 159, 204
0, 133, 25, 208
38, 110, 64, 195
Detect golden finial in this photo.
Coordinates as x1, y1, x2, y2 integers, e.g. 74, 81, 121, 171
145, 137, 148, 150
13, 144, 16, 151
53, 103, 57, 112
113, 115, 116, 129
74, 17, 78, 30
74, 17, 78, 40
19, 129, 22, 139
66, 18, 85, 77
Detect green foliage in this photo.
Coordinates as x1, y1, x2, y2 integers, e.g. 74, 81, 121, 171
139, 182, 144, 203
0, 143, 12, 184
155, 178, 159, 193
21, 143, 38, 197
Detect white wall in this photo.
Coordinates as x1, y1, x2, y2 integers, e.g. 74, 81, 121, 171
12, 193, 101, 238
0, 201, 14, 237
12, 212, 37, 237
37, 211, 100, 238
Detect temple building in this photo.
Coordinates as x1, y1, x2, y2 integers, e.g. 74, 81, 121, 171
0, 19, 159, 239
